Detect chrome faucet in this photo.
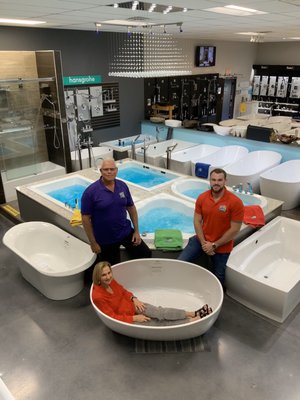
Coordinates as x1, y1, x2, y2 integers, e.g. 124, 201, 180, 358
246, 182, 253, 195
141, 139, 150, 163
166, 143, 178, 169
131, 134, 141, 160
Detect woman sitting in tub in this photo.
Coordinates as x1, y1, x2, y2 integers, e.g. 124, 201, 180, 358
92, 261, 212, 325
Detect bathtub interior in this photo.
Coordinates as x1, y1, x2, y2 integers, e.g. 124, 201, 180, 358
91, 259, 224, 340
3, 222, 96, 277
226, 217, 300, 322
136, 193, 195, 238
28, 174, 95, 210
116, 160, 182, 190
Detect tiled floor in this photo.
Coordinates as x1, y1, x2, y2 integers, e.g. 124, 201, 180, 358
0, 207, 300, 400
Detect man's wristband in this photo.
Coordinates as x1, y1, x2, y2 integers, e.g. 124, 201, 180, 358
212, 243, 217, 250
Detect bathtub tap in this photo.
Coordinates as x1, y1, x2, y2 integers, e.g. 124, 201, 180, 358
131, 134, 141, 160
246, 182, 253, 195
166, 143, 178, 169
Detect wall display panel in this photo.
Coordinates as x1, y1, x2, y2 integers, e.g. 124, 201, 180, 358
276, 76, 289, 98
268, 76, 277, 97
290, 77, 300, 99
260, 76, 269, 96
252, 76, 261, 96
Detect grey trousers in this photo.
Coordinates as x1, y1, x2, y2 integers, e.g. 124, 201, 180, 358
135, 303, 189, 326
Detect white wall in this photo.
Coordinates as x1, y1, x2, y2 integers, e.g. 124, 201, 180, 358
255, 42, 300, 65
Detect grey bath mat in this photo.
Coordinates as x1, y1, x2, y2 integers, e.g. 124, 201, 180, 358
132, 336, 209, 353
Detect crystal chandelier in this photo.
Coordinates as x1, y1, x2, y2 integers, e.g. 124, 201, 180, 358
108, 30, 192, 78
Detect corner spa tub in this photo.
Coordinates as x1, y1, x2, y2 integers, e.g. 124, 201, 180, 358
224, 150, 282, 194
226, 216, 300, 322
90, 259, 224, 341
3, 222, 96, 300
259, 159, 300, 210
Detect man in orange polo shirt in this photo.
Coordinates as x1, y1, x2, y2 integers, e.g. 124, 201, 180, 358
178, 168, 244, 288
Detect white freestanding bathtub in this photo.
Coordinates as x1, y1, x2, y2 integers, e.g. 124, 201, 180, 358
162, 144, 220, 175
259, 160, 300, 210
224, 150, 282, 193
191, 145, 249, 178
90, 259, 224, 340
71, 146, 113, 171
3, 222, 96, 300
135, 139, 197, 168
226, 216, 300, 322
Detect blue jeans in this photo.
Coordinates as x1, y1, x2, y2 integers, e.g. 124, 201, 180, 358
178, 235, 230, 285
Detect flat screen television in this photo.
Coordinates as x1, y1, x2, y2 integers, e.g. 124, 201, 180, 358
195, 46, 216, 67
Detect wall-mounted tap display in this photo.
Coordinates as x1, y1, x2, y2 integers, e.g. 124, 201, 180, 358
290, 77, 300, 99
260, 76, 269, 96
268, 76, 277, 97
276, 76, 289, 98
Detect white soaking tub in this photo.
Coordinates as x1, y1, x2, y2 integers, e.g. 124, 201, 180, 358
191, 145, 249, 178
3, 222, 96, 300
71, 146, 113, 171
162, 144, 220, 175
224, 150, 282, 193
260, 160, 300, 210
135, 139, 197, 168
90, 259, 224, 341
226, 216, 300, 322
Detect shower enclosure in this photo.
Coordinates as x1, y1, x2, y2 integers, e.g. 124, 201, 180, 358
0, 50, 71, 203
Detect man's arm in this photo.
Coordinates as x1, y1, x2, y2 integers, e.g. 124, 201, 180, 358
127, 205, 141, 245
81, 214, 101, 253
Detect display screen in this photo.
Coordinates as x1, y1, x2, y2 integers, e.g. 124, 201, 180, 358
195, 46, 216, 67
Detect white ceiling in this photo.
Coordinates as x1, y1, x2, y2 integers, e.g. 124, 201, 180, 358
1, 0, 300, 42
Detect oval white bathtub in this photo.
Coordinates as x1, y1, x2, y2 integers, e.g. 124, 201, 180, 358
162, 144, 220, 175
135, 139, 197, 168
171, 178, 268, 210
90, 258, 224, 341
71, 146, 113, 171
226, 216, 300, 322
191, 145, 249, 178
3, 222, 96, 300
259, 159, 300, 210
224, 150, 282, 193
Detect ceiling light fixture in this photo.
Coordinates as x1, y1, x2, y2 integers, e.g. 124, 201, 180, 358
0, 18, 46, 25
108, 28, 191, 78
205, 5, 267, 16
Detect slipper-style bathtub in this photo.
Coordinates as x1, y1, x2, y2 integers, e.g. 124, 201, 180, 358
3, 221, 96, 300
260, 159, 300, 210
224, 150, 282, 193
90, 258, 224, 341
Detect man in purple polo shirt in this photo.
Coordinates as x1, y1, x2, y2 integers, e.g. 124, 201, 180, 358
81, 159, 151, 265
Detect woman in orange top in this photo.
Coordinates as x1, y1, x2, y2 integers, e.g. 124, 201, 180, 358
92, 261, 212, 324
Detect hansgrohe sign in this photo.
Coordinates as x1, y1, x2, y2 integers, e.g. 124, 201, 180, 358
63, 75, 102, 86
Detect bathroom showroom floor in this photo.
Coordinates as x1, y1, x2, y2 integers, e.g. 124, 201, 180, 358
0, 210, 299, 400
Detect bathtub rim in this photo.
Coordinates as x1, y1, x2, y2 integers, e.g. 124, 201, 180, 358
90, 258, 224, 340
259, 159, 300, 183
25, 174, 95, 212
2, 221, 96, 278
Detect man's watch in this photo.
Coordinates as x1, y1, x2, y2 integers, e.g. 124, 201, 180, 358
212, 243, 217, 250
